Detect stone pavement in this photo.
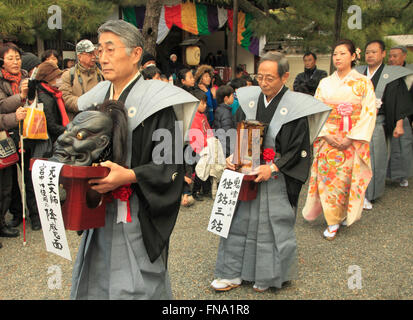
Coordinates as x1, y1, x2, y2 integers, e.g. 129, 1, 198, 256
0, 179, 412, 300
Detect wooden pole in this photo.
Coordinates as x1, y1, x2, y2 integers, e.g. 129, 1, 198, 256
57, 29, 64, 60
231, 0, 239, 79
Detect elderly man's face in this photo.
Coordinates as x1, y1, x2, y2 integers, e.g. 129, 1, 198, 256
98, 32, 142, 84
388, 49, 407, 66
257, 60, 289, 100
78, 51, 96, 69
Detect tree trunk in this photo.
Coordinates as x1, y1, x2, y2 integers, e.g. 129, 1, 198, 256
330, 0, 344, 74
142, 0, 163, 57
57, 29, 63, 60
36, 35, 45, 58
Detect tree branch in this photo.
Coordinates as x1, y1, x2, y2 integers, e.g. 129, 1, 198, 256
402, 0, 412, 10
238, 0, 281, 23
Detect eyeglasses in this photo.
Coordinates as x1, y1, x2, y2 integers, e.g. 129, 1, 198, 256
97, 45, 130, 57
256, 74, 278, 82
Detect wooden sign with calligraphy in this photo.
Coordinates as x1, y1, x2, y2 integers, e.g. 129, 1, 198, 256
207, 169, 244, 238
32, 160, 71, 261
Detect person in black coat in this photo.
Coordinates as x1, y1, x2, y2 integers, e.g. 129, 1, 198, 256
214, 85, 236, 158
167, 54, 183, 79
293, 52, 327, 96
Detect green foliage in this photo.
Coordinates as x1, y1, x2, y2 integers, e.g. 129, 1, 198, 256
0, 1, 33, 40
2, 0, 411, 55
342, 0, 413, 54
238, 0, 413, 53
0, 0, 114, 44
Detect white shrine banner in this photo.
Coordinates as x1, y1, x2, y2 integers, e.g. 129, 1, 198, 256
32, 160, 71, 261
207, 169, 244, 238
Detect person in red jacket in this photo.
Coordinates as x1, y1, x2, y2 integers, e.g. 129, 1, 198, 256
189, 89, 213, 200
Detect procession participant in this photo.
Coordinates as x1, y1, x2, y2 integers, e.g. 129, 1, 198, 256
355, 40, 413, 209
69, 20, 198, 300
211, 52, 330, 293
388, 46, 408, 68
303, 39, 377, 239
387, 45, 413, 187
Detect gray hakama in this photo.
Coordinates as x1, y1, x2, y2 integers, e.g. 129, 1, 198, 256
214, 86, 330, 289
214, 172, 297, 288
70, 194, 172, 300
387, 117, 413, 181
357, 64, 413, 193
366, 115, 389, 201
70, 77, 198, 300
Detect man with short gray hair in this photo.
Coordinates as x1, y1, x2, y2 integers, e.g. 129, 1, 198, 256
211, 52, 331, 293
69, 20, 198, 299
388, 45, 408, 67
59, 39, 104, 120
387, 45, 413, 187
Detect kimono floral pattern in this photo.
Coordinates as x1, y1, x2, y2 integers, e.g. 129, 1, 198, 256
303, 69, 377, 226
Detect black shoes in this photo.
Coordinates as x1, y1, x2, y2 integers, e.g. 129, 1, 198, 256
7, 215, 23, 228
0, 226, 20, 237
192, 192, 204, 201
31, 216, 42, 231
203, 191, 212, 199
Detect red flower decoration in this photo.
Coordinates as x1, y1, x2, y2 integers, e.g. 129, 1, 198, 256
263, 148, 276, 164
112, 184, 133, 223
112, 184, 132, 201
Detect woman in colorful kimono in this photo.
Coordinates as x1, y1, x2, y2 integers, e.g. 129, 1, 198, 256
302, 39, 377, 240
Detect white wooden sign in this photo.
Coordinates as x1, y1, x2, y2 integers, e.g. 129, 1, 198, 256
32, 160, 71, 261
207, 169, 244, 238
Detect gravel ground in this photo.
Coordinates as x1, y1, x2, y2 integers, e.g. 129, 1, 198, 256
1, 179, 412, 300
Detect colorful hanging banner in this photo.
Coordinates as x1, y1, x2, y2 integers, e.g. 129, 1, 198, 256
122, 3, 264, 56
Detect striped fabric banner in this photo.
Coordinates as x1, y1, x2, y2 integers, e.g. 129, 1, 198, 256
122, 3, 263, 56
165, 2, 222, 36
227, 10, 260, 56
123, 6, 146, 29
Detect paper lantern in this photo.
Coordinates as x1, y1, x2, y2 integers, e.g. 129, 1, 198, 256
186, 46, 200, 66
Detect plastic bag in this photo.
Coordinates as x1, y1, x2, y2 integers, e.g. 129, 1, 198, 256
22, 97, 48, 140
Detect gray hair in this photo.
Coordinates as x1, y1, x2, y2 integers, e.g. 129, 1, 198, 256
98, 20, 144, 57
259, 52, 289, 77
390, 45, 407, 54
